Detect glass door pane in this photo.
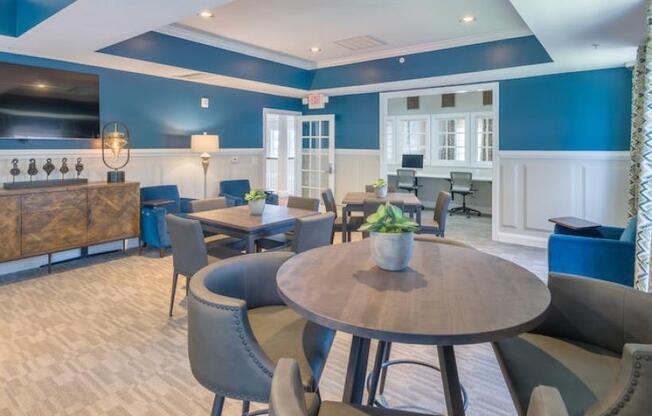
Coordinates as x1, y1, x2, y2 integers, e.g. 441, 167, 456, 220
299, 115, 334, 200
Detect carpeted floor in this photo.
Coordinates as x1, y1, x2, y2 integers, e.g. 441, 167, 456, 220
0, 214, 546, 415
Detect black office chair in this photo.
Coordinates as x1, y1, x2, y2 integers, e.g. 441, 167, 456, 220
449, 172, 481, 218
396, 169, 422, 196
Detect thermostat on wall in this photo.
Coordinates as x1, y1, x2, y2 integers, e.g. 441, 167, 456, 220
200, 97, 209, 108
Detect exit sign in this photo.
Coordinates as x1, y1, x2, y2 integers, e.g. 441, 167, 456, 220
302, 93, 329, 109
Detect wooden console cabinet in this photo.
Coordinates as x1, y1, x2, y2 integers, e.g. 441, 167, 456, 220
0, 182, 139, 268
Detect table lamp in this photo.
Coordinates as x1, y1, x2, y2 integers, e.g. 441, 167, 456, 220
191, 132, 219, 198
102, 121, 131, 183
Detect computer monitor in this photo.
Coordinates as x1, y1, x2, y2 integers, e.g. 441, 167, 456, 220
401, 154, 424, 169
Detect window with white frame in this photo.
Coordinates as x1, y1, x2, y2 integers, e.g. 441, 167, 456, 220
434, 116, 466, 162
385, 117, 396, 163
474, 115, 493, 163
398, 117, 428, 156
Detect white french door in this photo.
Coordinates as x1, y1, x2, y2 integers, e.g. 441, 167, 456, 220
264, 109, 300, 197
297, 115, 335, 199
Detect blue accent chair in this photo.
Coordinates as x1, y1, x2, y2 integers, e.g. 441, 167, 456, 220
140, 185, 194, 256
548, 218, 636, 286
218, 179, 278, 206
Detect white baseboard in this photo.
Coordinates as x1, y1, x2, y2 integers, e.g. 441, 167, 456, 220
495, 231, 548, 249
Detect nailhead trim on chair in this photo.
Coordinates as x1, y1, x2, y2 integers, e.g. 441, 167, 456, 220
189, 291, 274, 403
604, 353, 651, 416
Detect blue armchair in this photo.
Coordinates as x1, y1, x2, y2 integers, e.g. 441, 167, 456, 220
140, 185, 194, 256
218, 179, 278, 206
548, 218, 636, 286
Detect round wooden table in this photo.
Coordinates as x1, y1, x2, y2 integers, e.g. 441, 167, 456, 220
276, 239, 551, 416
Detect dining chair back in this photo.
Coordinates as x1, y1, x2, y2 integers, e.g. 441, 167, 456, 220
433, 191, 452, 237
188, 197, 227, 213
287, 196, 320, 211
166, 214, 209, 316
321, 188, 337, 217
365, 184, 375, 193
292, 213, 335, 254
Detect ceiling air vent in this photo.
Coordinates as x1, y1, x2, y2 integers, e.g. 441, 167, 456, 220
334, 35, 386, 51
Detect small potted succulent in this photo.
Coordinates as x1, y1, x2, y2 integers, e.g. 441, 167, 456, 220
372, 178, 388, 198
245, 189, 267, 215
359, 202, 419, 271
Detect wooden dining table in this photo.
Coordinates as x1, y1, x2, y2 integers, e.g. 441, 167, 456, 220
276, 239, 551, 415
187, 204, 318, 253
340, 192, 423, 242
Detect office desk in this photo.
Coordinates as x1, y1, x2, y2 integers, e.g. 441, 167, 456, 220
388, 170, 492, 182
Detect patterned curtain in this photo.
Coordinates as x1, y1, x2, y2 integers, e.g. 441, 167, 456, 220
629, 4, 652, 292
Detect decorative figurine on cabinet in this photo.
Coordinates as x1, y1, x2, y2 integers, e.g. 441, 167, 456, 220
43, 158, 55, 181
10, 159, 20, 183
60, 157, 69, 179
27, 159, 38, 182
75, 158, 84, 178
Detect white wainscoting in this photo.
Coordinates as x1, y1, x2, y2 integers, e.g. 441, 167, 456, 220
495, 151, 629, 248
0, 148, 265, 275
334, 149, 380, 204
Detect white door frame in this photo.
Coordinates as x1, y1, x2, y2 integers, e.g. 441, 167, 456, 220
378, 82, 500, 242
263, 108, 301, 196
298, 114, 336, 196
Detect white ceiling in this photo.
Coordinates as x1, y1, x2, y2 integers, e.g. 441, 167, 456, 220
176, 0, 533, 68
0, 0, 646, 98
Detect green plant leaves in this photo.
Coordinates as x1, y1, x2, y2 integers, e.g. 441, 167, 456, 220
245, 190, 266, 201
359, 201, 419, 233
372, 178, 386, 188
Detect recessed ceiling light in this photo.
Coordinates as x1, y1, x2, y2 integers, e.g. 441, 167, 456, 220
309, 47, 322, 53
460, 15, 476, 23
199, 10, 213, 18
35, 83, 47, 89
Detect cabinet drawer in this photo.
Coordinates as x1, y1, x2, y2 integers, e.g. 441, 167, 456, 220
22, 206, 87, 256
21, 190, 86, 213
0, 196, 21, 260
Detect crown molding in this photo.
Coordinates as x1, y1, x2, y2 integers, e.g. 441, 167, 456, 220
314, 29, 534, 68
157, 24, 317, 70
156, 24, 533, 71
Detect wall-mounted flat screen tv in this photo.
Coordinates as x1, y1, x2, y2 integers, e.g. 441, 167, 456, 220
402, 154, 424, 169
0, 62, 100, 140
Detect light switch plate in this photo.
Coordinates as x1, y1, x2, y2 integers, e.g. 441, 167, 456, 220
200, 97, 209, 108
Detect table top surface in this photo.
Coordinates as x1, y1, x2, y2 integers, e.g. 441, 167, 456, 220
188, 204, 317, 232
342, 192, 422, 207
277, 239, 550, 345
548, 216, 601, 230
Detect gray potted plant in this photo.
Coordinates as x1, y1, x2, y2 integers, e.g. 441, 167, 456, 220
359, 202, 419, 271
372, 178, 388, 198
245, 189, 267, 215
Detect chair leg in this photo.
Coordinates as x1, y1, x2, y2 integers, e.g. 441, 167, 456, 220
159, 248, 165, 258
211, 395, 225, 416
242, 401, 250, 416
169, 271, 179, 317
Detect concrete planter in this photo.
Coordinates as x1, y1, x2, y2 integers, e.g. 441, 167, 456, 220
370, 231, 414, 271
375, 185, 388, 198
248, 199, 266, 215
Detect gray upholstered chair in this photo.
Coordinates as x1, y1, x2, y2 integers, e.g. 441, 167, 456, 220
493, 273, 652, 416
419, 192, 451, 237
321, 188, 363, 243
187, 197, 227, 212
188, 253, 335, 416
166, 214, 219, 317
292, 213, 335, 254
270, 358, 428, 416
258, 196, 321, 251
396, 168, 422, 196
288, 196, 320, 211
449, 172, 480, 218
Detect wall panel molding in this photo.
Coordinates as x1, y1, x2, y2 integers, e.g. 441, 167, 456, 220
496, 150, 628, 248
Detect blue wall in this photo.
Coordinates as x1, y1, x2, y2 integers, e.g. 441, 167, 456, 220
303, 93, 379, 149
309, 36, 551, 89
305, 67, 632, 151
500, 67, 632, 150
0, 0, 76, 36
100, 32, 312, 90
0, 52, 301, 149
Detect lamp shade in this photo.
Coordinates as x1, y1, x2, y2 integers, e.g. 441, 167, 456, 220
191, 133, 219, 153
